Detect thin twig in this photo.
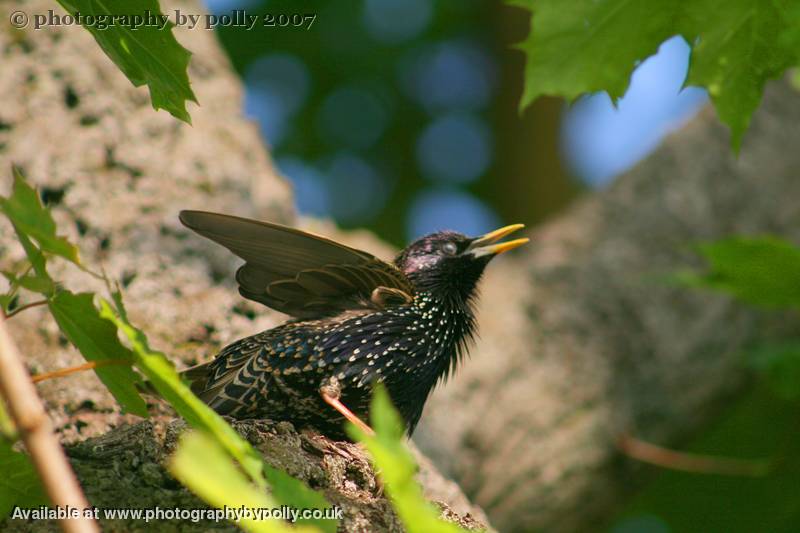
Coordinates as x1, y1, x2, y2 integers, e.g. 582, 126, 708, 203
4, 299, 48, 319
617, 432, 772, 477
31, 359, 131, 384
0, 313, 99, 533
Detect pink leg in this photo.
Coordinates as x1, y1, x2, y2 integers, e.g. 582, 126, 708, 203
320, 390, 375, 437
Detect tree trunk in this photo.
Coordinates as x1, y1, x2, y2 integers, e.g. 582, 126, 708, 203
0, 0, 490, 530
3, 0, 800, 532
413, 78, 800, 531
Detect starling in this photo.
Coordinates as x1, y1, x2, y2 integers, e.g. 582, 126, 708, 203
179, 210, 528, 440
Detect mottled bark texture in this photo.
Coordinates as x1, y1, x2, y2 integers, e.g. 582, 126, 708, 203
4, 419, 489, 533
0, 0, 490, 531
414, 80, 800, 531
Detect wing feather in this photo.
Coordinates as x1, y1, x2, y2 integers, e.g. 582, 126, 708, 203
180, 210, 413, 317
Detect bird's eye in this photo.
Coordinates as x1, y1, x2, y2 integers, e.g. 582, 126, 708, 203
442, 242, 458, 255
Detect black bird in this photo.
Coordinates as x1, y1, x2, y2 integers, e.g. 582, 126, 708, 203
179, 210, 528, 440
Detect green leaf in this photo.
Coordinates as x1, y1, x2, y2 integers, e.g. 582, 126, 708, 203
99, 294, 266, 487
55, 0, 197, 123
676, 236, 800, 308
14, 231, 50, 282
0, 167, 81, 266
684, 0, 798, 150
264, 467, 338, 533
169, 431, 301, 533
512, 0, 800, 150
48, 290, 148, 416
0, 439, 48, 518
1, 270, 55, 297
348, 386, 469, 533
749, 341, 800, 400
512, 0, 682, 106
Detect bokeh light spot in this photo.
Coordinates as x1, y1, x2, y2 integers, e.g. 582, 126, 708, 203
276, 157, 330, 217
407, 188, 501, 240
400, 40, 494, 112
244, 53, 311, 146
245, 53, 311, 114
363, 0, 432, 44
244, 87, 290, 146
203, 0, 260, 16
317, 84, 390, 149
417, 114, 491, 183
325, 153, 390, 223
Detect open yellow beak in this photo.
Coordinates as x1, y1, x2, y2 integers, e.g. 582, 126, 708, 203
468, 224, 529, 257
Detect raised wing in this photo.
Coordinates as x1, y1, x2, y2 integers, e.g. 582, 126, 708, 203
179, 210, 414, 317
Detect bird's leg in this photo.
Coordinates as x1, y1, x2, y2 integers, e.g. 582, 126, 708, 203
319, 377, 375, 437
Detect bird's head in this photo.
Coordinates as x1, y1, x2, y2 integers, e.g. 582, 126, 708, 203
395, 225, 528, 303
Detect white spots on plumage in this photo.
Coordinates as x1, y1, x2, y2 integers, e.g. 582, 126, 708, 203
348, 355, 356, 362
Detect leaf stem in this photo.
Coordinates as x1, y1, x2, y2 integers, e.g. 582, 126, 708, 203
4, 299, 48, 319
0, 313, 99, 532
31, 359, 132, 384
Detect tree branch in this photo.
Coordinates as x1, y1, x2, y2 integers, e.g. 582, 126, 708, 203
0, 313, 98, 533
414, 77, 800, 532
616, 433, 771, 477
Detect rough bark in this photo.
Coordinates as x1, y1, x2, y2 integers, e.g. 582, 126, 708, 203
413, 79, 800, 531
4, 418, 489, 532
0, 0, 490, 531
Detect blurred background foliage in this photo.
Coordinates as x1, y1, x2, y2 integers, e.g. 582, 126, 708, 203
203, 1, 795, 532
207, 0, 706, 246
